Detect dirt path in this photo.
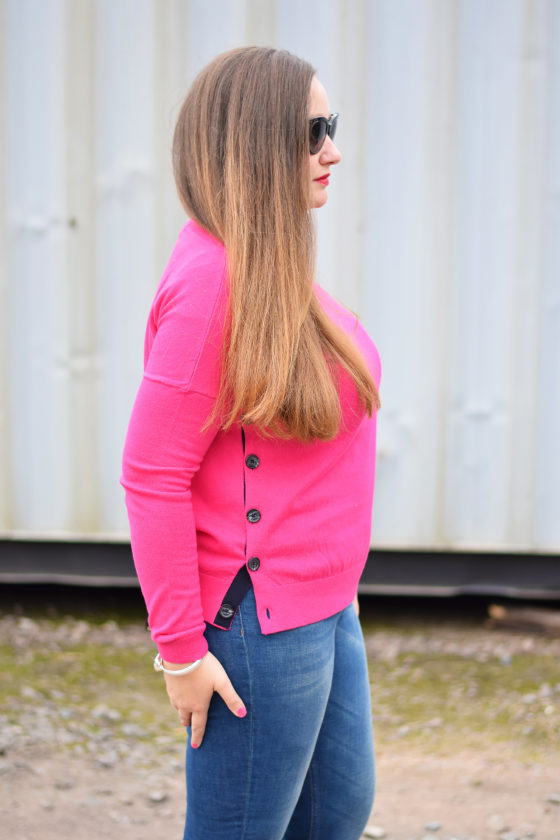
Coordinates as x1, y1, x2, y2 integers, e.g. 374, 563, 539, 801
2, 743, 559, 840
372, 751, 560, 840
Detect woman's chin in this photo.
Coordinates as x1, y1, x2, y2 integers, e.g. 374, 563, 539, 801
310, 190, 329, 209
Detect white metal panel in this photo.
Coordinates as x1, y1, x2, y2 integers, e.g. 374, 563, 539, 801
3, 0, 72, 533
362, 0, 454, 550
1, 0, 559, 552
94, 0, 159, 533
535, 0, 560, 549
444, 0, 527, 548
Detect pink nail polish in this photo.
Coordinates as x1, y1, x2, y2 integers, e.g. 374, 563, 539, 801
191, 742, 199, 749
237, 706, 247, 718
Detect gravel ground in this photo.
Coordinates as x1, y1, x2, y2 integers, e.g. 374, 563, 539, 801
0, 589, 559, 840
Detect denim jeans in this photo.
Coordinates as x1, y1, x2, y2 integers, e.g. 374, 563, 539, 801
183, 588, 375, 840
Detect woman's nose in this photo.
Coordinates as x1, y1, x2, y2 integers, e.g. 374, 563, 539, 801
320, 137, 342, 165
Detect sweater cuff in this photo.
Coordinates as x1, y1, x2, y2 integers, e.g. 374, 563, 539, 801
156, 633, 209, 664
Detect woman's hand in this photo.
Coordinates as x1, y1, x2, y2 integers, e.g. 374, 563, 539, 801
162, 652, 246, 748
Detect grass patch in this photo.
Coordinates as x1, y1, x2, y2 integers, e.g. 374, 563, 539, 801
0, 638, 182, 755
368, 651, 560, 761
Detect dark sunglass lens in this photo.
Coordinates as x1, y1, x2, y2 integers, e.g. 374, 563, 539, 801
329, 115, 338, 142
310, 118, 326, 154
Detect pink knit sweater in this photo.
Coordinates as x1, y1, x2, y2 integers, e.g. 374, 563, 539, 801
121, 220, 381, 662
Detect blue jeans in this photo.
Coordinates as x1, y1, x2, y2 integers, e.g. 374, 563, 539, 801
183, 588, 375, 839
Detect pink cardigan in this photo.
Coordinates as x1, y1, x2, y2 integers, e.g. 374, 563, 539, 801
121, 220, 381, 662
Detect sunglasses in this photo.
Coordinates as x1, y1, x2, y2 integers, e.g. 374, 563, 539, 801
309, 113, 339, 155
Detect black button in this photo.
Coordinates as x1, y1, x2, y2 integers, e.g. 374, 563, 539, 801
245, 454, 260, 470
247, 509, 261, 523
248, 557, 260, 571
219, 603, 235, 619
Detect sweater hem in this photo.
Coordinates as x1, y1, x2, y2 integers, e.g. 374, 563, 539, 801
200, 558, 367, 636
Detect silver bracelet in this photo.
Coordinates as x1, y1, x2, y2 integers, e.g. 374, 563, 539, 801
153, 652, 204, 675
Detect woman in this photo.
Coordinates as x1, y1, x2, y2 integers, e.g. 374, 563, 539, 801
121, 46, 381, 840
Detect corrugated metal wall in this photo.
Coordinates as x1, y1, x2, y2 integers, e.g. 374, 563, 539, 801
1, 0, 559, 552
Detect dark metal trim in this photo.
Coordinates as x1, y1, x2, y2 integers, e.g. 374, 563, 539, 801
1, 541, 559, 601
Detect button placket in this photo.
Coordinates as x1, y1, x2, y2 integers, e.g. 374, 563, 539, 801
244, 431, 262, 570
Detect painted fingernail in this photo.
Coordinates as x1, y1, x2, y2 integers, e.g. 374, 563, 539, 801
237, 706, 247, 718
191, 742, 199, 749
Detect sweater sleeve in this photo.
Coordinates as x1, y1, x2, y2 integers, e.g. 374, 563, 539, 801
121, 253, 226, 662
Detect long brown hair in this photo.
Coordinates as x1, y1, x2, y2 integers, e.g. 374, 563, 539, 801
173, 46, 379, 441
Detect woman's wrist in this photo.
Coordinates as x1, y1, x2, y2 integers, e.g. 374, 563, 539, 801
153, 653, 206, 675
